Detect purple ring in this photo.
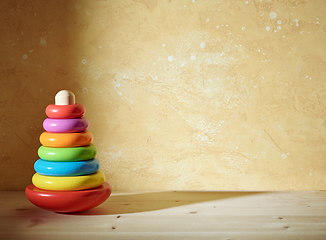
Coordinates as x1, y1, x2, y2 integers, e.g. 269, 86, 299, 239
43, 118, 90, 133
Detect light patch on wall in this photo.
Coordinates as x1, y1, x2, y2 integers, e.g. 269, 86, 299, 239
40, 37, 47, 46
270, 12, 277, 19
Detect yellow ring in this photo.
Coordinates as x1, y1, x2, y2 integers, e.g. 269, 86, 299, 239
32, 171, 105, 191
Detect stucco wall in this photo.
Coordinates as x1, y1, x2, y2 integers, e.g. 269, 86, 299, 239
0, 0, 325, 190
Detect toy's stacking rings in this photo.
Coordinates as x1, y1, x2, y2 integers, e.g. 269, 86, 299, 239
40, 131, 93, 148
43, 118, 90, 133
25, 182, 112, 213
32, 170, 105, 191
34, 158, 100, 176
38, 144, 97, 161
46, 103, 86, 119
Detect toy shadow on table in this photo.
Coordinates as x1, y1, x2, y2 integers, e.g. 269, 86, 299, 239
69, 191, 262, 216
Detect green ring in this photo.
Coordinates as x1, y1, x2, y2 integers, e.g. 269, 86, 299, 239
38, 144, 97, 161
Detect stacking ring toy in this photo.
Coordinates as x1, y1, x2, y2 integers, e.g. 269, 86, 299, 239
34, 158, 100, 176
32, 170, 105, 191
40, 131, 93, 148
38, 144, 97, 161
25, 182, 112, 213
43, 118, 89, 133
46, 103, 86, 119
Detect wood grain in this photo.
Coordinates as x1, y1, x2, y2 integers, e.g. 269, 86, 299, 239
0, 191, 325, 239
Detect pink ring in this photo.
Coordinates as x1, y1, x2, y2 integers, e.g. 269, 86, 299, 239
43, 118, 89, 133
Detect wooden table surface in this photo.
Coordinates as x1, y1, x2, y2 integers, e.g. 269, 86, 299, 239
0, 190, 325, 240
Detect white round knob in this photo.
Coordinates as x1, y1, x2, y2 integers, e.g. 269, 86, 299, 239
55, 90, 75, 105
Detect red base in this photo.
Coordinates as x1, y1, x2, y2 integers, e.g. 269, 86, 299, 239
25, 182, 112, 213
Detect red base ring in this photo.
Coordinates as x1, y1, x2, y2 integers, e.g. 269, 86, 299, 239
25, 182, 112, 213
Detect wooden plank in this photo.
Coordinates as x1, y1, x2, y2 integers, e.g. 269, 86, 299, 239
0, 191, 325, 240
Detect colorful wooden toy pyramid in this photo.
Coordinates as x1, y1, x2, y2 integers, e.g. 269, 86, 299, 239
25, 90, 111, 213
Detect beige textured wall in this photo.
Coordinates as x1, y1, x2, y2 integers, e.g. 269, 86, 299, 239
1, 0, 326, 191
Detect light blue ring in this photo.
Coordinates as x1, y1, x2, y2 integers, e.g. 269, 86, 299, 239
34, 158, 100, 176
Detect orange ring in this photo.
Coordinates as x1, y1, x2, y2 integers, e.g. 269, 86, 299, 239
40, 131, 93, 148
45, 104, 86, 119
